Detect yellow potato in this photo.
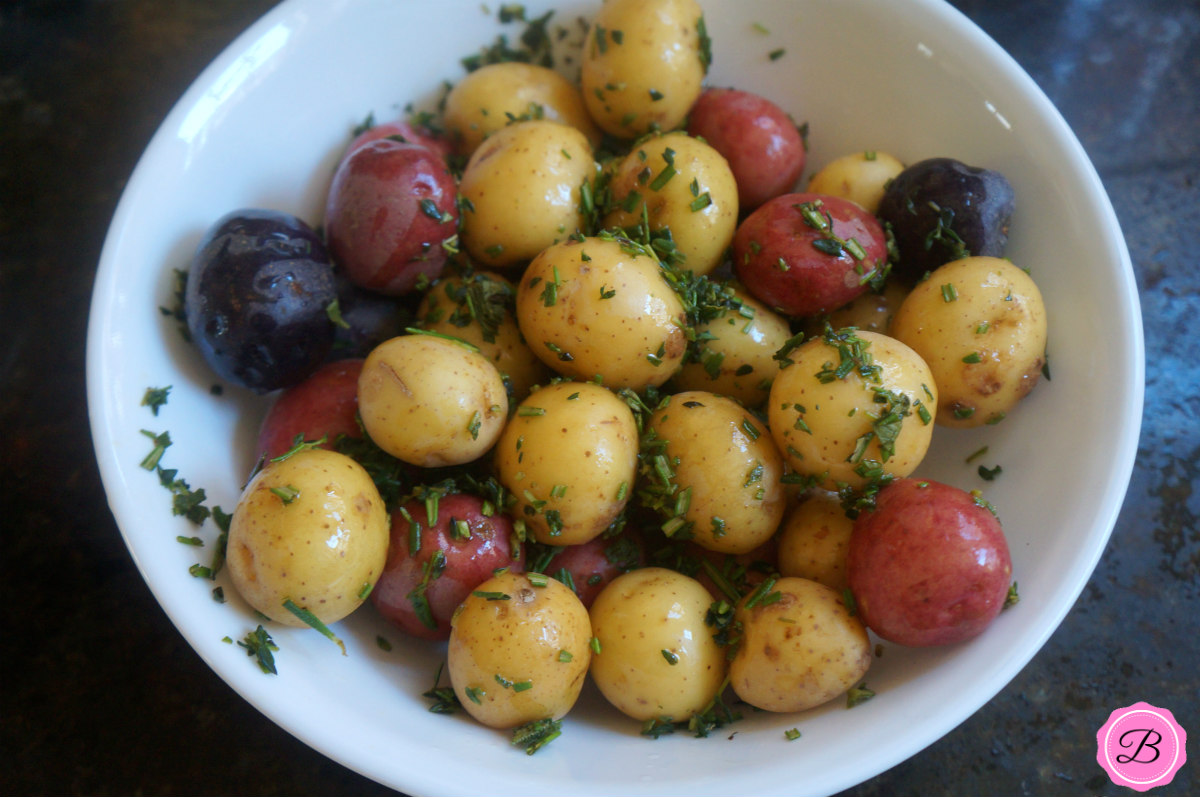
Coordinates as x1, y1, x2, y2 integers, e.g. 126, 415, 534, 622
767, 329, 938, 491
443, 61, 601, 157
588, 567, 728, 722
357, 333, 508, 467
516, 235, 687, 391
580, 0, 708, 138
603, 132, 738, 276
889, 256, 1048, 427
815, 276, 911, 336
448, 571, 592, 729
417, 272, 552, 401
777, 490, 854, 592
459, 120, 596, 269
672, 288, 791, 408
227, 449, 388, 627
806, 150, 906, 214
644, 390, 786, 554
730, 577, 871, 713
494, 381, 638, 545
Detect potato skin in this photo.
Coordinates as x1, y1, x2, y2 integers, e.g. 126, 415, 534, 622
588, 568, 728, 722
417, 272, 552, 402
458, 120, 595, 269
357, 334, 508, 468
806, 150, 905, 215
371, 493, 520, 641
686, 87, 806, 211
672, 288, 792, 408
255, 359, 363, 462
448, 571, 592, 729
768, 330, 938, 491
227, 449, 389, 627
602, 132, 739, 276
730, 577, 871, 713
847, 478, 1013, 646
646, 390, 786, 554
516, 236, 687, 391
494, 382, 638, 545
889, 256, 1047, 427
581, 0, 707, 138
443, 61, 601, 157
777, 490, 854, 592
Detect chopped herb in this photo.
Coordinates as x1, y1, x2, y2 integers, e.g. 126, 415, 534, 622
472, 590, 512, 601
558, 649, 574, 663
785, 727, 802, 741
238, 625, 278, 675
512, 718, 562, 755
464, 686, 485, 704
139, 429, 172, 471
408, 549, 447, 629
518, 406, 546, 417
376, 635, 393, 652
941, 283, 959, 302
590, 636, 602, 654
962, 351, 983, 363
1004, 581, 1020, 608
768, 48, 785, 61
270, 485, 301, 504
689, 191, 712, 212
661, 648, 680, 665
422, 663, 460, 714
847, 683, 875, 708
978, 463, 1003, 481
467, 411, 482, 440
283, 599, 347, 655
141, 386, 171, 415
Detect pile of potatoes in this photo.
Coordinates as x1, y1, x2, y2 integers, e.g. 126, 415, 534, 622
216, 0, 1047, 745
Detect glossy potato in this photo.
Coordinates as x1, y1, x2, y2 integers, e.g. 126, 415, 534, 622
458, 120, 596, 269
443, 61, 601, 157
494, 381, 639, 545
730, 577, 871, 713
806, 150, 905, 214
581, 0, 708, 137
357, 334, 508, 467
588, 568, 728, 722
767, 329, 938, 491
516, 235, 687, 391
777, 490, 854, 592
417, 272, 552, 401
889, 256, 1047, 427
448, 571, 592, 729
672, 288, 791, 408
226, 449, 389, 627
645, 390, 786, 554
603, 132, 738, 276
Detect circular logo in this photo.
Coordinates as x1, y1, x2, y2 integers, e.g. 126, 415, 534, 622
1096, 702, 1188, 791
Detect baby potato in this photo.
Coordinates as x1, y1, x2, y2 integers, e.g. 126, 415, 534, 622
448, 571, 592, 729
730, 577, 871, 713
806, 276, 910, 338
227, 448, 389, 627
494, 381, 638, 546
357, 333, 508, 467
443, 61, 601, 157
645, 390, 786, 555
603, 132, 738, 276
417, 272, 552, 401
777, 490, 854, 592
516, 235, 687, 391
581, 0, 707, 138
889, 256, 1047, 427
806, 150, 906, 214
458, 120, 596, 269
589, 568, 728, 722
767, 329, 938, 491
672, 288, 791, 408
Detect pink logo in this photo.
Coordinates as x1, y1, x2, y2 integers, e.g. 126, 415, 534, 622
1096, 701, 1187, 791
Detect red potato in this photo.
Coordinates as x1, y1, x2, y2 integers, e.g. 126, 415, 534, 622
345, 118, 453, 165
847, 478, 1013, 647
531, 533, 644, 609
686, 87, 806, 211
372, 493, 521, 640
733, 192, 889, 317
324, 138, 459, 296
254, 359, 364, 462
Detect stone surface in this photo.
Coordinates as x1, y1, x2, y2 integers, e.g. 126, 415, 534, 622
1, 1, 1196, 795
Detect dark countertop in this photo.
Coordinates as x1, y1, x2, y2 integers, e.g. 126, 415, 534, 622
2, 1, 1196, 795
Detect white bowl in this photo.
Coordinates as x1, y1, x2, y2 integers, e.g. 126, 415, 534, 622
87, 1, 1143, 795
